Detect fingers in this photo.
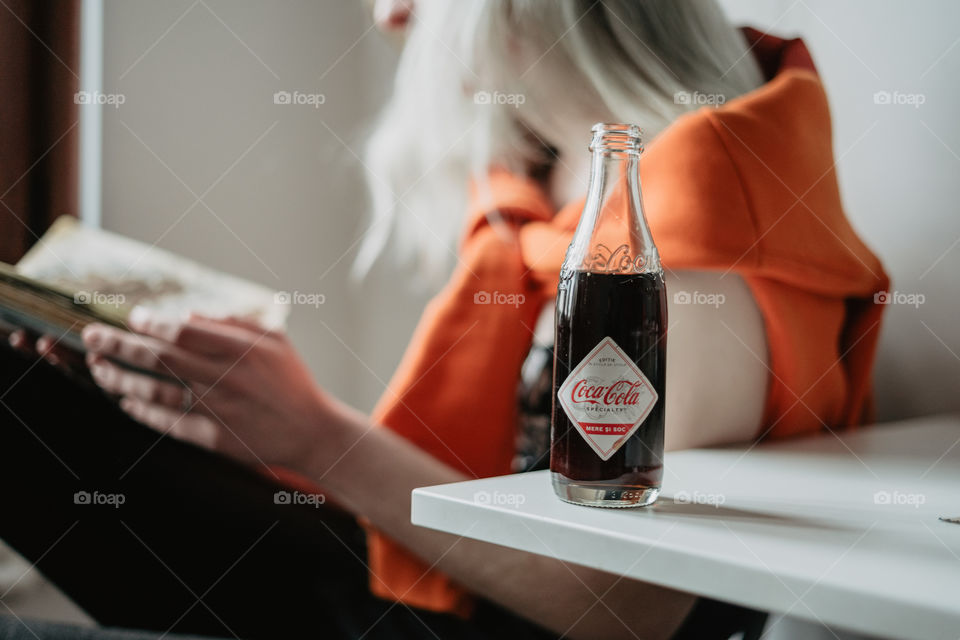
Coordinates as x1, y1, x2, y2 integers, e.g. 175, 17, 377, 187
35, 335, 54, 356
8, 330, 32, 354
129, 309, 276, 358
119, 396, 220, 449
8, 330, 69, 368
36, 334, 75, 365
87, 354, 211, 412
35, 335, 63, 367
82, 323, 223, 385
190, 313, 279, 336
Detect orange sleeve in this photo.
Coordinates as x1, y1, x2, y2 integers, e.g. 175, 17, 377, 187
364, 189, 554, 615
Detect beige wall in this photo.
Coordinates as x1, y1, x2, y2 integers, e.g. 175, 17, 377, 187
101, 0, 427, 411
101, 0, 960, 420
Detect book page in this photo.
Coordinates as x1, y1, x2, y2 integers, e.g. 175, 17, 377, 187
17, 217, 289, 330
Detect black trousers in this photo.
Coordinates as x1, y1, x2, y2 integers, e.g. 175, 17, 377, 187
0, 343, 767, 640
0, 343, 551, 640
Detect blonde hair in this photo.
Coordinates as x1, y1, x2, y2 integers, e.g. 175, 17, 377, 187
356, 0, 764, 282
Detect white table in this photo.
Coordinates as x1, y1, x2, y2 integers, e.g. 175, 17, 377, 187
411, 414, 960, 640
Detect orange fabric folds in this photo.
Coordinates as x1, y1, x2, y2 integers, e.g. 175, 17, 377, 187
365, 34, 889, 614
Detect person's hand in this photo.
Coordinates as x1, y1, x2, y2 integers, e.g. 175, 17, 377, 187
8, 329, 88, 377
81, 309, 331, 471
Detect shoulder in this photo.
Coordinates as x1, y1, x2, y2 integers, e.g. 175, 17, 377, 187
664, 270, 769, 450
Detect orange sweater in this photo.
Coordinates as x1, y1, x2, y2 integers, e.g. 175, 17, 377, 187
365, 31, 889, 614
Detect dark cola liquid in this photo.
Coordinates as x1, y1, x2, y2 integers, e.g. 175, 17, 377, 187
551, 270, 667, 504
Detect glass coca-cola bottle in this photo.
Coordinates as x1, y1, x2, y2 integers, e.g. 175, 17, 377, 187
550, 123, 667, 508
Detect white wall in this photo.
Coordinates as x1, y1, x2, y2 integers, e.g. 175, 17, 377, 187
100, 1, 960, 419
717, 0, 960, 420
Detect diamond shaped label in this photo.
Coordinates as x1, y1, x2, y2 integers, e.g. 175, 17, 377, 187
557, 337, 658, 461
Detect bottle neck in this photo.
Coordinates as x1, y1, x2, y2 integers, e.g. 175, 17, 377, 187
563, 134, 661, 276
583, 149, 639, 221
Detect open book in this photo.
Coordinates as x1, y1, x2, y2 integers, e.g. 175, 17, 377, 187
0, 216, 289, 352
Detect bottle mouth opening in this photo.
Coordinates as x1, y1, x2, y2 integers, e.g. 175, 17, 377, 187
589, 123, 643, 154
